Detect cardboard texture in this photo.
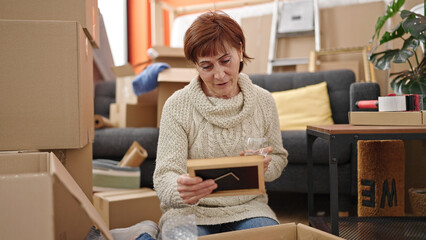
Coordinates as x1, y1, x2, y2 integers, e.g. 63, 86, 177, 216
110, 103, 157, 128
0, 152, 112, 240
0, 0, 100, 48
112, 64, 159, 105
151, 45, 192, 68
44, 143, 94, 201
93, 188, 162, 229
157, 68, 197, 126
349, 111, 425, 126
187, 155, 265, 197
93, 12, 116, 81
198, 223, 345, 240
0, 20, 94, 151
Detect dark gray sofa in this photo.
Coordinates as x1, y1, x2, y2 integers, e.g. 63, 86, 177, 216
93, 69, 380, 211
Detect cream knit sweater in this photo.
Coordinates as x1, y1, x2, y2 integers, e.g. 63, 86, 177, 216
154, 73, 288, 227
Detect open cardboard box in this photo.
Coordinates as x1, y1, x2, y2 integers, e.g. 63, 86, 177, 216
199, 222, 345, 240
0, 152, 112, 240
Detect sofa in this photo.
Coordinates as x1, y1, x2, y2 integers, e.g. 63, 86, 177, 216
93, 69, 380, 211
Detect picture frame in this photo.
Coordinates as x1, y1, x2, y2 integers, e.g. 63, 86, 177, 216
187, 155, 265, 197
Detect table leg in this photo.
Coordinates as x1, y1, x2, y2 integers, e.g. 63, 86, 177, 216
329, 134, 352, 236
307, 134, 317, 218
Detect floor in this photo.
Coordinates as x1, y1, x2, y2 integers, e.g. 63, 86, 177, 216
267, 191, 345, 226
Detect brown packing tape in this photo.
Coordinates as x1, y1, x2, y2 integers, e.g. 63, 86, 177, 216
94, 114, 116, 129
117, 141, 148, 167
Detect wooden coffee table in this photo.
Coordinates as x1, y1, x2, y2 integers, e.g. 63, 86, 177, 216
306, 124, 426, 236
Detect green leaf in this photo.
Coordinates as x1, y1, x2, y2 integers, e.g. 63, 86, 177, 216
401, 13, 426, 39
372, 0, 405, 41
408, 81, 426, 95
393, 37, 419, 63
372, 50, 399, 70
379, 23, 405, 45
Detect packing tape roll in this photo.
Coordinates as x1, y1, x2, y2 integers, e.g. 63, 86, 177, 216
94, 114, 115, 129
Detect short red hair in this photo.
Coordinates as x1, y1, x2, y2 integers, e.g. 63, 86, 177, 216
183, 11, 251, 72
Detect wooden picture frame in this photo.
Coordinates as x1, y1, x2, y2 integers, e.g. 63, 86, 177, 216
187, 155, 265, 197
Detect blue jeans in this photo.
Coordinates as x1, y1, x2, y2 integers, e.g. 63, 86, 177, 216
197, 217, 279, 236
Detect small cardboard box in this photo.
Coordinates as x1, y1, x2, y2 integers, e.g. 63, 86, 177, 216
0, 0, 100, 48
0, 20, 94, 151
151, 46, 192, 68
110, 103, 157, 128
187, 155, 265, 197
0, 151, 112, 240
157, 68, 197, 127
111, 63, 159, 105
93, 188, 162, 229
199, 222, 344, 239
349, 111, 425, 126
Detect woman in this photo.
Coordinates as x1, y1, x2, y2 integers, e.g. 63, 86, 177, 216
153, 10, 288, 237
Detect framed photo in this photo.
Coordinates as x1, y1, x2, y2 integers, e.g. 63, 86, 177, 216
187, 155, 265, 197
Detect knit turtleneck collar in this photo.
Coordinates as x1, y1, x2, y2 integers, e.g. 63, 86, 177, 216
188, 73, 256, 128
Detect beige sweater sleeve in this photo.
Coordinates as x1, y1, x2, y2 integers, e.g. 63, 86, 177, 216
153, 95, 192, 209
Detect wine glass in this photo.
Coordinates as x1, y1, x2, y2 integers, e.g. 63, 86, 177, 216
244, 137, 268, 157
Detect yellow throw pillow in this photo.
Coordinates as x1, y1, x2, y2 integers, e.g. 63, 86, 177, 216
271, 81, 334, 130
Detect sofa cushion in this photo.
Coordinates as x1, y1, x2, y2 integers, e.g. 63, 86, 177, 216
271, 81, 334, 130
249, 70, 355, 124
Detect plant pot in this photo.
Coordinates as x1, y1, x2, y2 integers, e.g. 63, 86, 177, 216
408, 188, 426, 216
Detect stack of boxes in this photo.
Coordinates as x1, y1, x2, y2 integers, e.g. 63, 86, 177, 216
0, 0, 110, 238
110, 51, 198, 128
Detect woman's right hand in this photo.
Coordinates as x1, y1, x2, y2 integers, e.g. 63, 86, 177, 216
177, 174, 218, 204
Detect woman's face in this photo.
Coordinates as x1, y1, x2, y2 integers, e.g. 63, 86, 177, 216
195, 45, 242, 99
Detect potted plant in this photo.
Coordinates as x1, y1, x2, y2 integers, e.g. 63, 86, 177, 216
369, 0, 426, 108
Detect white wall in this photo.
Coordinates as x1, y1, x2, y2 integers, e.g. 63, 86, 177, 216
98, 0, 127, 66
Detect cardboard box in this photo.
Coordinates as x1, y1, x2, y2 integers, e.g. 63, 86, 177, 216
157, 68, 197, 126
45, 143, 94, 201
151, 45, 192, 68
349, 111, 425, 126
187, 155, 265, 197
0, 151, 112, 240
0, 20, 94, 151
112, 63, 159, 105
93, 188, 162, 229
110, 103, 157, 128
199, 222, 344, 240
0, 0, 100, 48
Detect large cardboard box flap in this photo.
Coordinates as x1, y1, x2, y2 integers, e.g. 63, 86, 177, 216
0, 0, 100, 48
198, 223, 344, 239
0, 152, 112, 240
151, 46, 192, 68
0, 20, 94, 150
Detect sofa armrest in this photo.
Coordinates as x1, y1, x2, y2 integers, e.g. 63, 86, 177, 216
349, 82, 380, 111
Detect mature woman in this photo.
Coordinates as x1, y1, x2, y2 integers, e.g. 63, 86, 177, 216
153, 10, 288, 237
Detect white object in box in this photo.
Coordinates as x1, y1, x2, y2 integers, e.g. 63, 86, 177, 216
0, 152, 112, 240
277, 0, 314, 34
